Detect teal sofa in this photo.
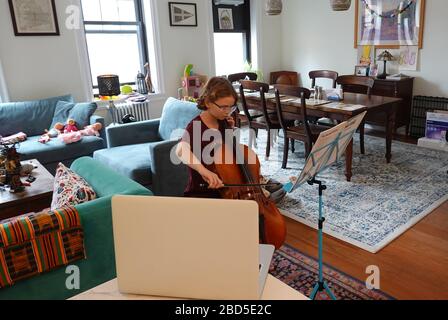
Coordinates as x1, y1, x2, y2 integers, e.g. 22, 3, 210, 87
0, 95, 106, 174
0, 157, 152, 300
94, 97, 201, 195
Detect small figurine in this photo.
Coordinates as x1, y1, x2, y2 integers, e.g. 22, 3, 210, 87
4, 144, 24, 193
64, 119, 79, 133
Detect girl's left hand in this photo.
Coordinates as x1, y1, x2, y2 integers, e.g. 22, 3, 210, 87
226, 117, 235, 129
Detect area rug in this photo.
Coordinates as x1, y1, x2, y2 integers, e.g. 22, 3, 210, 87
241, 130, 448, 253
270, 245, 394, 300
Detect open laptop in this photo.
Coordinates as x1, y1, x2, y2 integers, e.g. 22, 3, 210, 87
111, 196, 274, 300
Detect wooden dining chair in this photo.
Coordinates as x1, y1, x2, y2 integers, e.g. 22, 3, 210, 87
227, 72, 260, 128
274, 85, 328, 169
227, 72, 258, 84
240, 80, 281, 158
336, 75, 375, 155
309, 70, 339, 89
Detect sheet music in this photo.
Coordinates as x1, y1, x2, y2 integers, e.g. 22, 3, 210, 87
284, 112, 367, 194
323, 102, 366, 111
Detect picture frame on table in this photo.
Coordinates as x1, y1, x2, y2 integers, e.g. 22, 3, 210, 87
169, 2, 198, 27
8, 0, 60, 36
355, 65, 369, 77
354, 0, 426, 49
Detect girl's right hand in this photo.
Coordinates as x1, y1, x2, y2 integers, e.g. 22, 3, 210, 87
199, 168, 224, 189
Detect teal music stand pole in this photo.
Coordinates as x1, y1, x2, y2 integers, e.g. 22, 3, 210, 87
308, 178, 337, 301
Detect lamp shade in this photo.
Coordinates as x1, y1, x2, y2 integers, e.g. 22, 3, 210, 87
330, 0, 352, 11
266, 0, 282, 16
377, 50, 395, 61
97, 75, 121, 96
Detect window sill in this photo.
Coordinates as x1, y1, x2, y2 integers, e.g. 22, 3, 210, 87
94, 93, 167, 111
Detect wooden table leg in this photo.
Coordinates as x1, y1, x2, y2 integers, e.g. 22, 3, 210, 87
386, 105, 397, 163
359, 119, 366, 155
345, 139, 353, 182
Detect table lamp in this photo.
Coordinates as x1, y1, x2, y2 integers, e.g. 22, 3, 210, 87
97, 75, 121, 124
97, 75, 121, 97
377, 50, 394, 80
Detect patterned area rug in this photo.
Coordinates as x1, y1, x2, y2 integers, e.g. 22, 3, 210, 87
270, 245, 394, 300
241, 130, 448, 253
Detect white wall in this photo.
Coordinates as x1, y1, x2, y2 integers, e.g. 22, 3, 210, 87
281, 0, 448, 97
152, 0, 215, 98
0, 0, 89, 102
251, 0, 283, 82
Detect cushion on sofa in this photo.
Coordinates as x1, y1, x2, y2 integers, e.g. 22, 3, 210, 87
51, 163, 97, 210
158, 97, 201, 141
18, 135, 105, 164
51, 101, 97, 129
0, 94, 74, 137
94, 143, 156, 187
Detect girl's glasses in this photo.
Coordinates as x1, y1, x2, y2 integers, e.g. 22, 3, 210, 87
212, 102, 238, 114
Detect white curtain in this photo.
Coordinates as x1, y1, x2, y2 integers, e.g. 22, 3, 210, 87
0, 58, 9, 103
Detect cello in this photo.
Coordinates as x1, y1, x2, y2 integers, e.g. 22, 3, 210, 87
208, 122, 287, 249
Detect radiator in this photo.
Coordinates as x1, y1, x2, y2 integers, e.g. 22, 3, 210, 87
410, 96, 448, 138
108, 100, 152, 124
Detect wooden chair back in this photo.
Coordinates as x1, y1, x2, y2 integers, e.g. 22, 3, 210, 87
227, 72, 258, 84
274, 84, 312, 142
336, 75, 375, 96
270, 71, 299, 86
240, 80, 272, 126
309, 70, 339, 88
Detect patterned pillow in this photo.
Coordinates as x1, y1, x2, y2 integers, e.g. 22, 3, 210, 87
51, 163, 97, 210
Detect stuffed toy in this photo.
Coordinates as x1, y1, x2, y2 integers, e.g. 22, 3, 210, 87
58, 131, 83, 144
38, 123, 64, 144
80, 123, 103, 137
64, 119, 79, 133
1, 132, 27, 144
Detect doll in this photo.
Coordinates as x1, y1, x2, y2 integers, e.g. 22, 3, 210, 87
39, 123, 64, 144
80, 123, 103, 137
58, 131, 83, 144
64, 119, 79, 133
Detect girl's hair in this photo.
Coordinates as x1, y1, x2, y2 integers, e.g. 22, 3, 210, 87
196, 77, 238, 111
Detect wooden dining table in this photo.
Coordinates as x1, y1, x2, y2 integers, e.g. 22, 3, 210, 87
241, 91, 403, 181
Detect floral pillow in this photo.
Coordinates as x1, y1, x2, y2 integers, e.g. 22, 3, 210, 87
51, 163, 97, 210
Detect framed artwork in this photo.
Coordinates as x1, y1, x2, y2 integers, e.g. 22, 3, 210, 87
169, 2, 198, 27
8, 0, 60, 36
355, 65, 369, 76
355, 0, 426, 48
218, 8, 234, 30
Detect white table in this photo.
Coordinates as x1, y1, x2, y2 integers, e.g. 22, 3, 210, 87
70, 275, 309, 300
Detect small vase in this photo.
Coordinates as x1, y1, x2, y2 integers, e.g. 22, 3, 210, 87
266, 0, 283, 16
330, 0, 352, 11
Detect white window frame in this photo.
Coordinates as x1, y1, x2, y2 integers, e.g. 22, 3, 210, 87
0, 59, 9, 103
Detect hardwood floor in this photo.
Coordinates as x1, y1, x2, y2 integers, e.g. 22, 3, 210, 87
284, 131, 448, 300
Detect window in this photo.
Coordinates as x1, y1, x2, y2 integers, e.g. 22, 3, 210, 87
212, 0, 251, 76
81, 0, 149, 93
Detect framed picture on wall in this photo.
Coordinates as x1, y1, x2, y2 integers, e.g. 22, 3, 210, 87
218, 8, 234, 30
355, 0, 426, 48
169, 2, 198, 27
8, 0, 60, 36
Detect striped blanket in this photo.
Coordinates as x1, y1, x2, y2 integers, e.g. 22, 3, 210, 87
0, 207, 86, 288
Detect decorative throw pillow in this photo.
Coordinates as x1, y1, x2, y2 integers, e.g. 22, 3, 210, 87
51, 163, 97, 210
50, 101, 97, 129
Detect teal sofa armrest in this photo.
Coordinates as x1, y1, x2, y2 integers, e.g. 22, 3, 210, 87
149, 140, 188, 196
90, 115, 106, 143
106, 119, 161, 148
